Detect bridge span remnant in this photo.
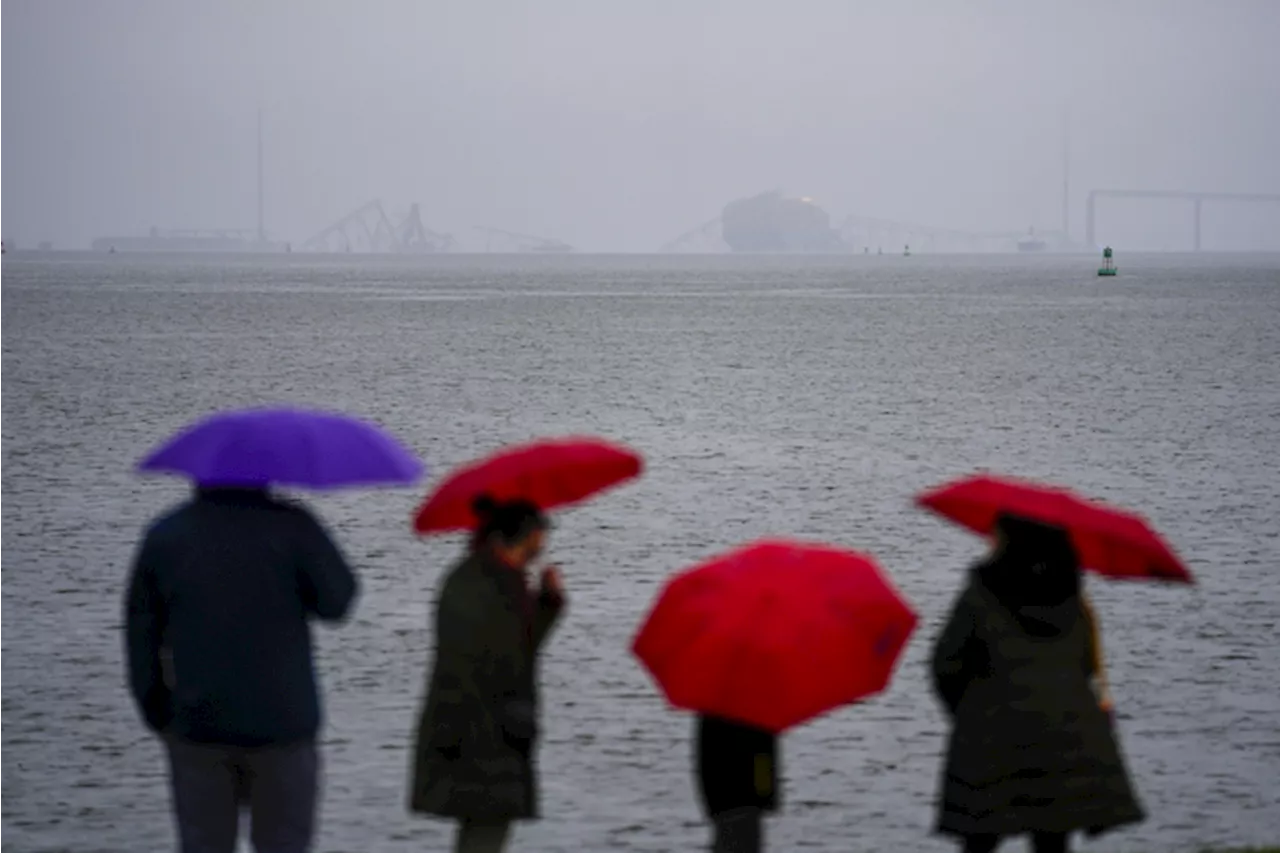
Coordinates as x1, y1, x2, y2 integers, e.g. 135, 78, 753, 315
1085, 189, 1280, 251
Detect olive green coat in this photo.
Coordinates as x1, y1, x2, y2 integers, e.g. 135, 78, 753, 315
409, 552, 564, 822
931, 570, 1144, 838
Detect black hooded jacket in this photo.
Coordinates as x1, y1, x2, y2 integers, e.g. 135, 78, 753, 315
930, 516, 1144, 837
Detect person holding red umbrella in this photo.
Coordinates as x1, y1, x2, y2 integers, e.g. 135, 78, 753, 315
633, 539, 918, 853
408, 496, 566, 853
930, 514, 1144, 853
407, 435, 640, 850
695, 714, 780, 853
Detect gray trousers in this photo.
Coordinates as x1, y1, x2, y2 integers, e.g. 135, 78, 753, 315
165, 736, 319, 853
711, 807, 763, 853
455, 820, 512, 853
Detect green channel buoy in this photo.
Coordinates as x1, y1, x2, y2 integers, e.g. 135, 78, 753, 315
1097, 246, 1117, 277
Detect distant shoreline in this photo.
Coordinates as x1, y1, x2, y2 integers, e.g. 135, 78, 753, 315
8, 248, 1280, 259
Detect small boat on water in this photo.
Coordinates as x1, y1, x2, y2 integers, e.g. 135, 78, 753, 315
1017, 227, 1047, 252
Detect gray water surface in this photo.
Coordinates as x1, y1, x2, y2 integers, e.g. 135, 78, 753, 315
3, 253, 1279, 852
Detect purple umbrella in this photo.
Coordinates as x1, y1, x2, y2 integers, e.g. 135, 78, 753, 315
137, 407, 425, 489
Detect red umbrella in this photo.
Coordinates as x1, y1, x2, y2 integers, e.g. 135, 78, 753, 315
915, 473, 1193, 583
632, 539, 918, 733
414, 436, 643, 533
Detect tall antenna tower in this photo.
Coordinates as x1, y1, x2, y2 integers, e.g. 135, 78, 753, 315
256, 108, 265, 243
1061, 108, 1071, 240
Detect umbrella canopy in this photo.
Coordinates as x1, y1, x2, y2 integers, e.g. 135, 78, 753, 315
915, 473, 1192, 583
632, 539, 918, 733
414, 436, 642, 533
138, 406, 424, 489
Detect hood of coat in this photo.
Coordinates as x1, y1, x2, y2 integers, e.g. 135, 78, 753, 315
973, 562, 1083, 637
974, 515, 1084, 638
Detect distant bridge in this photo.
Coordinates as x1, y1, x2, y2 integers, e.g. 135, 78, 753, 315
1086, 190, 1280, 250
473, 226, 573, 253
302, 200, 454, 253
839, 215, 1031, 254
660, 216, 725, 253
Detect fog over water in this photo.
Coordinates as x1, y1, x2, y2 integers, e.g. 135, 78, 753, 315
4, 2, 1280, 251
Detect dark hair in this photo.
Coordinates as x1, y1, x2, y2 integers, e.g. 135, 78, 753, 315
982, 513, 1081, 606
470, 494, 548, 550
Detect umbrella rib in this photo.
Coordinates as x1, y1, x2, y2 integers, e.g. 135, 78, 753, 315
712, 587, 784, 729
304, 414, 324, 487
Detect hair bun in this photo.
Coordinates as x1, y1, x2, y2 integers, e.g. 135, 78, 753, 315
472, 494, 498, 518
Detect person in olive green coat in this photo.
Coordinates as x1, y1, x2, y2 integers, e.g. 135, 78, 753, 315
931, 514, 1144, 853
409, 496, 565, 853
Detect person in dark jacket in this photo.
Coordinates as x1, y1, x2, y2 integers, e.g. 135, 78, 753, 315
695, 714, 780, 853
931, 514, 1144, 853
124, 486, 357, 853
409, 496, 566, 853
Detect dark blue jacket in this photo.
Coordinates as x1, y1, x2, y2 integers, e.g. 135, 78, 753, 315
125, 488, 357, 747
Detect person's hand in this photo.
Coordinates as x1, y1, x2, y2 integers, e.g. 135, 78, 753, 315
540, 565, 564, 598
1100, 698, 1116, 727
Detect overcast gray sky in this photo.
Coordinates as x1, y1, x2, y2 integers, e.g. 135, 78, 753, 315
4, 0, 1280, 251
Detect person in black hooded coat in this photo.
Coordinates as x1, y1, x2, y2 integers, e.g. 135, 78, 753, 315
931, 514, 1144, 853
